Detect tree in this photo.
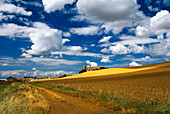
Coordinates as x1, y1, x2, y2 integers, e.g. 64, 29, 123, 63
6, 77, 15, 80
79, 69, 87, 74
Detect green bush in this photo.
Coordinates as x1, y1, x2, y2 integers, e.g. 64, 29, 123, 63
79, 69, 87, 74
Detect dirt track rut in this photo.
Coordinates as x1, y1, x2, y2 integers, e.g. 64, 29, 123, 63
29, 84, 116, 114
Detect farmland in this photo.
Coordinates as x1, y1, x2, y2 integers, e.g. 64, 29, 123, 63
0, 62, 170, 113
31, 62, 170, 113
38, 62, 170, 102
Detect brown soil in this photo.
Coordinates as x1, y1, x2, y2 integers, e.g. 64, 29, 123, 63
39, 64, 170, 102
30, 84, 116, 114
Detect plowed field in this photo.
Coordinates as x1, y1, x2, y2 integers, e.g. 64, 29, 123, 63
37, 62, 170, 102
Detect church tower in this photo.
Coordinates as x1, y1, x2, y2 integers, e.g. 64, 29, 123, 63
83, 65, 86, 70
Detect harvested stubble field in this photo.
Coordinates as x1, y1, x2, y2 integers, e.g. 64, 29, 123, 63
39, 62, 170, 103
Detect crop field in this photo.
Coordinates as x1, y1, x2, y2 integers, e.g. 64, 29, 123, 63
39, 62, 170, 103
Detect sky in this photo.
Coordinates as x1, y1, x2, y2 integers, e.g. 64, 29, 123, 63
0, 0, 170, 78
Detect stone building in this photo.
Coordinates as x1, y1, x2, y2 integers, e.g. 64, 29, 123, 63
83, 65, 107, 72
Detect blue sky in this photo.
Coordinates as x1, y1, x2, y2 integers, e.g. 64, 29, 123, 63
0, 0, 170, 78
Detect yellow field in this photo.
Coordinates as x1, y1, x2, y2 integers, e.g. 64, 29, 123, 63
33, 61, 170, 81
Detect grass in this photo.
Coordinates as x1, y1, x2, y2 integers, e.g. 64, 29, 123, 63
0, 82, 50, 114
0, 84, 9, 93
30, 82, 170, 113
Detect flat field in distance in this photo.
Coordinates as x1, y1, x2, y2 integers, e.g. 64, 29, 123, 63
39, 62, 170, 102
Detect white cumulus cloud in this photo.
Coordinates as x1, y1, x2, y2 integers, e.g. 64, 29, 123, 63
136, 10, 170, 36
76, 0, 145, 34
62, 39, 70, 44
0, 22, 63, 55
109, 44, 129, 54
101, 43, 146, 55
101, 56, 112, 63
63, 32, 71, 37
42, 0, 75, 13
0, 3, 32, 16
99, 36, 112, 43
70, 26, 99, 35
27, 23, 62, 55
129, 61, 142, 67
32, 68, 36, 70
86, 60, 98, 67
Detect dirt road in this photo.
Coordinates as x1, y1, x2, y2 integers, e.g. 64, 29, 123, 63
30, 84, 116, 114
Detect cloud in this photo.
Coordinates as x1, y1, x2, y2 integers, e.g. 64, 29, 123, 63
99, 36, 112, 43
21, 53, 32, 58
133, 56, 160, 62
128, 44, 145, 54
129, 61, 142, 67
101, 56, 112, 63
101, 48, 110, 53
2, 63, 8, 66
67, 46, 84, 52
27, 23, 63, 55
77, 0, 141, 22
139, 0, 170, 12
76, 0, 145, 34
0, 23, 31, 38
136, 10, 170, 36
18, 57, 83, 66
135, 12, 170, 57
112, 36, 159, 45
0, 13, 15, 21
129, 10, 170, 57
62, 39, 70, 44
0, 21, 89, 56
109, 44, 129, 54
148, 6, 159, 12
30, 70, 75, 77
0, 22, 63, 55
101, 43, 146, 55
0, 70, 75, 78
90, 44, 95, 47
42, 0, 75, 13
19, 1, 43, 8
70, 26, 99, 35
135, 25, 150, 37
149, 37, 170, 57
86, 60, 98, 67
150, 10, 170, 34
166, 53, 170, 56
0, 57, 21, 67
52, 51, 104, 58
0, 3, 32, 16
32, 68, 36, 70
0, 56, 83, 78
63, 32, 71, 37
0, 70, 25, 77
134, 56, 150, 62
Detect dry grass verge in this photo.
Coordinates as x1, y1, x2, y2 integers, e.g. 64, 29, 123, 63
0, 82, 50, 114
